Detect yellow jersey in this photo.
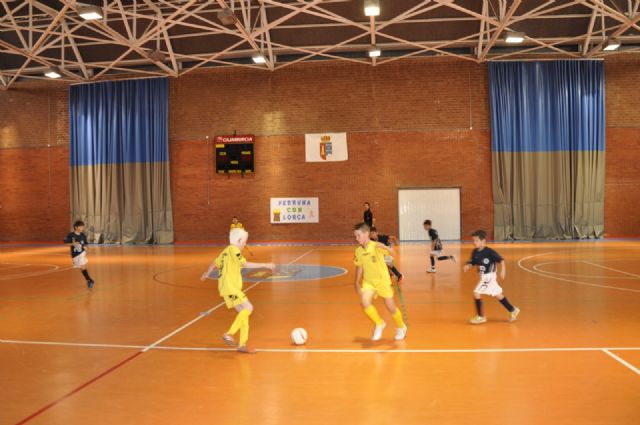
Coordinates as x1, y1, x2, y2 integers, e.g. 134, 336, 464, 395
214, 244, 247, 296
354, 240, 392, 285
230, 222, 244, 230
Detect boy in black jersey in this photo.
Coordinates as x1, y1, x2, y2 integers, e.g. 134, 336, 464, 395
423, 220, 456, 273
463, 230, 520, 324
370, 227, 403, 284
64, 220, 95, 289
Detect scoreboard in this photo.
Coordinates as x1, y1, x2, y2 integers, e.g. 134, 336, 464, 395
215, 135, 255, 174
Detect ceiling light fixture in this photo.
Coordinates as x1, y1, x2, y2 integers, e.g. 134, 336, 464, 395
505, 31, 525, 44
77, 4, 103, 21
364, 0, 380, 17
368, 45, 381, 58
603, 38, 621, 51
251, 52, 266, 64
44, 68, 61, 79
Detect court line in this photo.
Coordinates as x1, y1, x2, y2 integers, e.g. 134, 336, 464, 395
531, 261, 638, 279
10, 248, 316, 424
518, 252, 640, 293
601, 349, 640, 375
0, 265, 73, 281
13, 351, 143, 425
582, 261, 640, 279
2, 339, 639, 354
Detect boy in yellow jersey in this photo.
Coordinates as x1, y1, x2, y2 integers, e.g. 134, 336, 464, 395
201, 227, 274, 354
353, 222, 407, 341
229, 216, 244, 230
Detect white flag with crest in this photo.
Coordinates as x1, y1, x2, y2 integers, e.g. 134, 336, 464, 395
305, 132, 348, 162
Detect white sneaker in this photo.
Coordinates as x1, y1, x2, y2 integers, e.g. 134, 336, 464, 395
469, 315, 487, 324
427, 267, 436, 273
509, 307, 520, 322
394, 326, 408, 341
372, 321, 386, 341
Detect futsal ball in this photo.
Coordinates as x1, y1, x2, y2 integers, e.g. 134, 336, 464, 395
291, 328, 308, 345
384, 255, 394, 266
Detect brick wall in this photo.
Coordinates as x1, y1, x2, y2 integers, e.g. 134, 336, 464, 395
1, 56, 639, 241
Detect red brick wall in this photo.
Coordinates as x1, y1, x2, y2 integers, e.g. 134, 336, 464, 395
1, 56, 639, 241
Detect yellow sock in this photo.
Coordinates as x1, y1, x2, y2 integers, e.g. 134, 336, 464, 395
227, 308, 250, 336
238, 310, 251, 347
363, 305, 383, 325
392, 309, 406, 328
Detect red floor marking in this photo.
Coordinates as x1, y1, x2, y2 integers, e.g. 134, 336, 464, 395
14, 351, 143, 425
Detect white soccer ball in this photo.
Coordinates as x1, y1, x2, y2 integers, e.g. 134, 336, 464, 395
291, 327, 308, 345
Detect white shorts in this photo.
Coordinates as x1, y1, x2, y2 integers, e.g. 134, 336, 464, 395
474, 272, 503, 297
430, 250, 443, 256
72, 252, 88, 268
384, 255, 394, 266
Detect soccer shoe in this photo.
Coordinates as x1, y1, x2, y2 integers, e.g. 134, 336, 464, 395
87, 280, 95, 289
222, 333, 236, 347
427, 267, 436, 273
237, 345, 257, 354
451, 255, 457, 264
469, 315, 487, 325
372, 321, 386, 341
509, 307, 521, 322
394, 326, 408, 341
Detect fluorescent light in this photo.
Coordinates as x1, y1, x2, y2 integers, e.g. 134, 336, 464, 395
77, 5, 103, 21
604, 38, 621, 51
364, 0, 380, 17
505, 31, 525, 44
368, 45, 381, 58
252, 52, 266, 64
44, 68, 61, 79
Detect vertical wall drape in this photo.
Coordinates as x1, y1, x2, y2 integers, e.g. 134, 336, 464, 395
489, 61, 605, 240
69, 77, 173, 243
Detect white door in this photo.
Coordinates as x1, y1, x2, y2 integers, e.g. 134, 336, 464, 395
398, 188, 461, 241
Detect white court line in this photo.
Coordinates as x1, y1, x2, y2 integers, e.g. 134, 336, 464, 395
0, 265, 73, 281
531, 261, 637, 279
1, 338, 639, 354
582, 261, 640, 279
602, 349, 640, 375
518, 252, 640, 293
141, 248, 316, 353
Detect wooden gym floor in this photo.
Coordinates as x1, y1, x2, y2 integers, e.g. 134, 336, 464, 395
0, 241, 638, 424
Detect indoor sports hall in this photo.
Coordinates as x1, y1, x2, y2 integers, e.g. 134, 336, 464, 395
1, 1, 639, 425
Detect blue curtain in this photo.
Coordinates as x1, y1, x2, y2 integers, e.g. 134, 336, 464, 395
69, 77, 173, 243
489, 61, 605, 239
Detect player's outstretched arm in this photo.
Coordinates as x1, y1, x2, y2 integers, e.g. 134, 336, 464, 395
244, 261, 276, 270
200, 262, 218, 281
375, 241, 393, 254
389, 235, 399, 246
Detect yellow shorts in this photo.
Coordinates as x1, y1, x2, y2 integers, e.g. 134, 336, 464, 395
361, 281, 394, 299
222, 292, 248, 309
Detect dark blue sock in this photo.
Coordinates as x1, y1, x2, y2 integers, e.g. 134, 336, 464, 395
390, 266, 401, 278
474, 298, 483, 316
430, 256, 435, 267
499, 297, 515, 312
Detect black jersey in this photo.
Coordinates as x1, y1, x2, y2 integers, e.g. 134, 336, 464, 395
468, 247, 503, 275
377, 235, 390, 246
64, 232, 88, 258
428, 228, 443, 251
363, 210, 373, 227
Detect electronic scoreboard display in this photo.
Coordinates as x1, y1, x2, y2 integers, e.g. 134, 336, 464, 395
215, 135, 255, 174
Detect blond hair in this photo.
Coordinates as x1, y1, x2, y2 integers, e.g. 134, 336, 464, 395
229, 227, 249, 245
